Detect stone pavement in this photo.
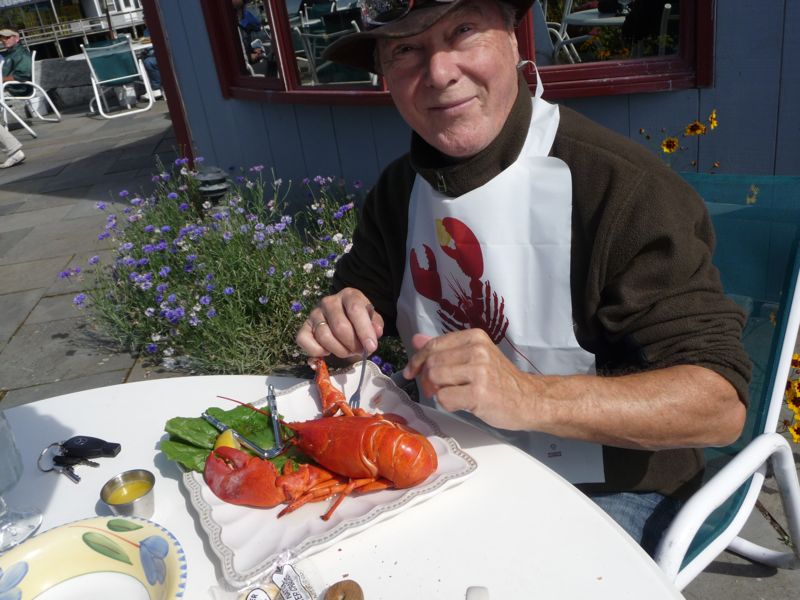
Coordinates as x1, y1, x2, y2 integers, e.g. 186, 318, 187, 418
0, 101, 799, 598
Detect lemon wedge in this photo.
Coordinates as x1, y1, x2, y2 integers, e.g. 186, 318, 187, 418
214, 428, 241, 450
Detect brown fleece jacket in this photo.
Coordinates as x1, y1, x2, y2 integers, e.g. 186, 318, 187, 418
333, 78, 751, 498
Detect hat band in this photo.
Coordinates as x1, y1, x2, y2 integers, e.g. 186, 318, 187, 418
358, 0, 456, 29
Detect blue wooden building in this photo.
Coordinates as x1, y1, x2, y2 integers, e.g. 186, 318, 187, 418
145, 0, 798, 192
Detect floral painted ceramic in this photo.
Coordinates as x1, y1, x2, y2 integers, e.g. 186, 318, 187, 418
0, 516, 186, 599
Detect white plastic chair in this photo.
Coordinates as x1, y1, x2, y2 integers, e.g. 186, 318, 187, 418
0, 49, 61, 139
655, 174, 800, 590
80, 37, 154, 119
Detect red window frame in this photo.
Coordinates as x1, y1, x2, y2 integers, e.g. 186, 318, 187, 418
201, 0, 714, 104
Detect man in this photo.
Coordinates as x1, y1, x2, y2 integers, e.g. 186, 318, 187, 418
0, 126, 24, 169
0, 29, 32, 96
295, 0, 750, 557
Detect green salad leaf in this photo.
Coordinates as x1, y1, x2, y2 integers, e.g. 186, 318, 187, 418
160, 403, 302, 473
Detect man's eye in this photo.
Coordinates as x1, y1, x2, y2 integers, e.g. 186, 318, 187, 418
393, 45, 416, 57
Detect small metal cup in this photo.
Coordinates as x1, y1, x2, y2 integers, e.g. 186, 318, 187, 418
100, 469, 155, 518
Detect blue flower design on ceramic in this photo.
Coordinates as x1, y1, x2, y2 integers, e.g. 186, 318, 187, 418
0, 562, 28, 600
139, 535, 169, 586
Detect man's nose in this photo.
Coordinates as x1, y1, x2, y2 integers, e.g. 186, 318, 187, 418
423, 49, 460, 89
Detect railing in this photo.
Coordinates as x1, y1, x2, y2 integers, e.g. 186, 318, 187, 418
17, 10, 145, 53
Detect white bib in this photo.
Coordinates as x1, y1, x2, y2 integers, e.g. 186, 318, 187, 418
397, 75, 605, 483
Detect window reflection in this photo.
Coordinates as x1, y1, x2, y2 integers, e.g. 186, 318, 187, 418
534, 0, 679, 66
285, 1, 378, 87
233, 0, 280, 78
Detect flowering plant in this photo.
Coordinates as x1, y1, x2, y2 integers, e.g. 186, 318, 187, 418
782, 354, 800, 443
72, 160, 399, 375
638, 109, 719, 170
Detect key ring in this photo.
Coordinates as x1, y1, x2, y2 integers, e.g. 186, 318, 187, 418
37, 442, 63, 473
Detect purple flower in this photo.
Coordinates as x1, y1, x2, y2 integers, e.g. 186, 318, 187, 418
98, 231, 111, 240
73, 293, 86, 306
122, 257, 136, 267
282, 270, 293, 279
290, 301, 303, 313
317, 258, 330, 268
268, 266, 276, 276
258, 296, 269, 304
88, 255, 100, 265
179, 202, 190, 212
381, 362, 394, 376
205, 283, 215, 292
223, 231, 233, 241
159, 266, 171, 277
195, 156, 205, 163
189, 315, 200, 326
354, 179, 363, 189
131, 197, 143, 206
199, 295, 211, 305
156, 283, 168, 293
121, 242, 134, 251
205, 274, 214, 281
167, 192, 179, 200
144, 224, 156, 233
174, 157, 189, 166
59, 270, 71, 279
187, 254, 197, 262
95, 201, 107, 210
223, 287, 234, 296
167, 294, 177, 303
137, 257, 150, 266
207, 308, 217, 318
146, 343, 158, 353
119, 190, 129, 198
161, 225, 172, 233
370, 355, 384, 367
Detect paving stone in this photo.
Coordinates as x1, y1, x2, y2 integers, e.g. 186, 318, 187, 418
0, 318, 135, 390
1, 369, 129, 408
0, 201, 25, 216
17, 186, 92, 213
26, 293, 82, 325
126, 355, 190, 383
0, 213, 111, 266
0, 227, 33, 259
0, 204, 75, 234
0, 288, 44, 347
0, 256, 70, 294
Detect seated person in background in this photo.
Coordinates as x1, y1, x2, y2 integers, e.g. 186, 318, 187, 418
296, 0, 750, 558
141, 49, 163, 100
0, 29, 32, 96
232, 0, 266, 65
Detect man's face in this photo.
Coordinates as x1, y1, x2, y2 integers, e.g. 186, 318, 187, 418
1, 35, 19, 49
378, 1, 520, 159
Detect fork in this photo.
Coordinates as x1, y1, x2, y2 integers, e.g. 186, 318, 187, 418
348, 351, 368, 410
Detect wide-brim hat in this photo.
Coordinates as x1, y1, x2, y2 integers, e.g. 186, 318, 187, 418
0, 28, 20, 38
323, 0, 534, 72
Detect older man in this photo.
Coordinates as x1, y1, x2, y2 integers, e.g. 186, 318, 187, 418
1, 29, 32, 96
296, 0, 750, 556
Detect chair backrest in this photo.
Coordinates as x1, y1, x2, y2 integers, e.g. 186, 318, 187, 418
81, 38, 140, 87
679, 173, 800, 566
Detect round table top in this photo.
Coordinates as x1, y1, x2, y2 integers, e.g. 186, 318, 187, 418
4, 374, 683, 599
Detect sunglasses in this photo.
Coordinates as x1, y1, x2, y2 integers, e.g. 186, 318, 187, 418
358, 0, 456, 29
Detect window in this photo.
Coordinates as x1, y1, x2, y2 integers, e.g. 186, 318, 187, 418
202, 0, 713, 102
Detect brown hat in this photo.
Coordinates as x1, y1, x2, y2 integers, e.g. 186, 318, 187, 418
0, 28, 19, 38
323, 0, 534, 72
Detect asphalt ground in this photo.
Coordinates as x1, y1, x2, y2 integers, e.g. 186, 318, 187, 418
0, 100, 798, 598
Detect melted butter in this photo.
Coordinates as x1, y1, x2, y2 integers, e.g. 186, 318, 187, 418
107, 479, 152, 504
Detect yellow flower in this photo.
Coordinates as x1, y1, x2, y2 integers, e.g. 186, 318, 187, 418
790, 421, 800, 444
709, 109, 718, 129
684, 120, 707, 136
661, 137, 679, 153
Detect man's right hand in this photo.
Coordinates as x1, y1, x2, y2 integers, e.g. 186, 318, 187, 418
295, 288, 383, 359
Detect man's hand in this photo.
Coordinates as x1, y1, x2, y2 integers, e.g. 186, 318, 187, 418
296, 287, 383, 359
403, 329, 534, 431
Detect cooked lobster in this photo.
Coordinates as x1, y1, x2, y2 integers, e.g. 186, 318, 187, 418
204, 359, 438, 520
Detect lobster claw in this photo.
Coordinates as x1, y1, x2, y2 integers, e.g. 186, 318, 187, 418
438, 217, 483, 280
203, 446, 285, 508
410, 245, 443, 303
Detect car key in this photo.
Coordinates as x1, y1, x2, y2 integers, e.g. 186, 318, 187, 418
53, 454, 100, 468
53, 463, 81, 484
61, 435, 121, 459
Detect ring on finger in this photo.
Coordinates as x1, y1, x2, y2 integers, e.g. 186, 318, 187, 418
312, 320, 328, 335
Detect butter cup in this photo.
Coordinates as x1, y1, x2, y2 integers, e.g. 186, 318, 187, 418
100, 469, 155, 518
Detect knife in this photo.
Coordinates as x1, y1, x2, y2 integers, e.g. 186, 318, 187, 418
266, 383, 284, 454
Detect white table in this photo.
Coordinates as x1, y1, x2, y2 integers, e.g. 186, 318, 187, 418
4, 376, 684, 599
564, 9, 626, 29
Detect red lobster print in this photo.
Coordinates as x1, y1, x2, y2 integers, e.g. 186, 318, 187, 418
410, 217, 540, 373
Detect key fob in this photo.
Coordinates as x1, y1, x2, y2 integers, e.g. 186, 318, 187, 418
61, 435, 121, 459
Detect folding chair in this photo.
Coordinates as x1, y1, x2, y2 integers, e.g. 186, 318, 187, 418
0, 50, 61, 139
655, 174, 800, 589
80, 37, 154, 119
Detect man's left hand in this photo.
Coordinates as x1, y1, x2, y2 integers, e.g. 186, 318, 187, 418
403, 329, 533, 431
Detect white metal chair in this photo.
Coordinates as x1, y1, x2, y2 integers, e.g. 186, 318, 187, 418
80, 37, 154, 119
655, 174, 800, 590
0, 49, 61, 139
